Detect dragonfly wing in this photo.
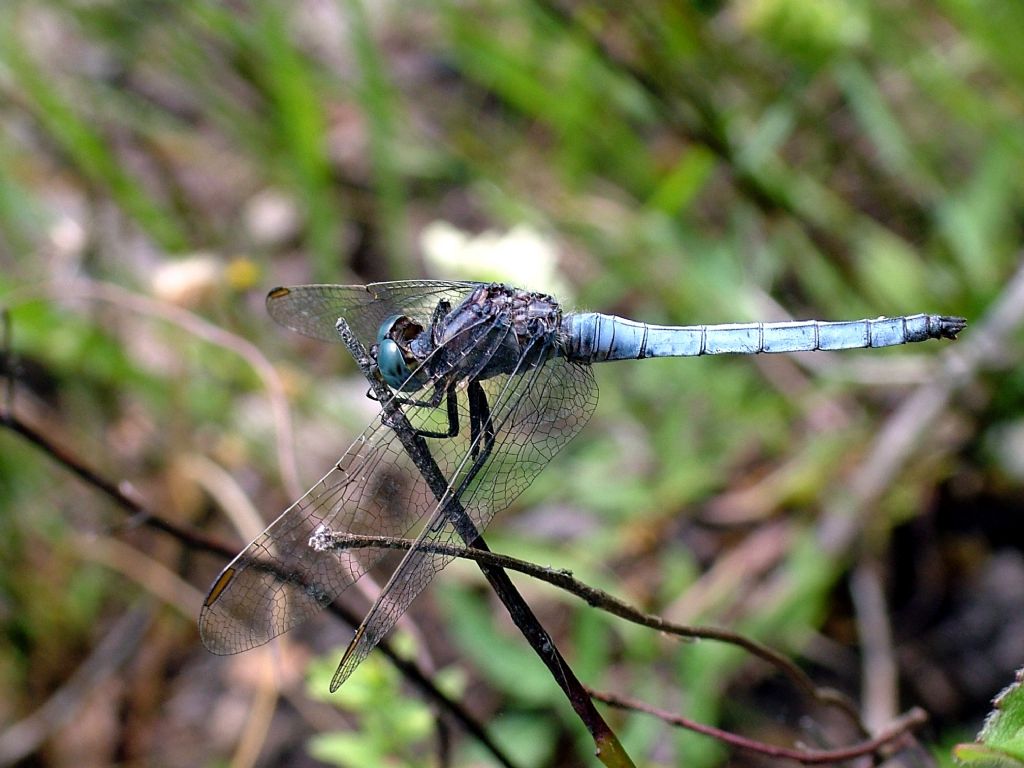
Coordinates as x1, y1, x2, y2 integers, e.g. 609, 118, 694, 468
200, 403, 460, 654
200, 298, 502, 654
266, 281, 480, 347
329, 343, 599, 689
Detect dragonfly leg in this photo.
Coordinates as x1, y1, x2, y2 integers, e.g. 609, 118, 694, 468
467, 379, 495, 461
379, 384, 458, 438
409, 386, 460, 439
365, 383, 446, 409
427, 380, 496, 535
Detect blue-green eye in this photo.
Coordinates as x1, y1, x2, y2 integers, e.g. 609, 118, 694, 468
377, 338, 415, 390
376, 315, 403, 347
376, 316, 426, 392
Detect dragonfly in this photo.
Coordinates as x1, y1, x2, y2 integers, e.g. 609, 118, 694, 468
199, 280, 965, 691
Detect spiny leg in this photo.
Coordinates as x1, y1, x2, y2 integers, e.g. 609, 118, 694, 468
379, 383, 459, 439
411, 385, 460, 439
467, 378, 495, 462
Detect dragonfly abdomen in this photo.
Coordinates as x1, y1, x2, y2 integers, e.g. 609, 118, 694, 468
562, 312, 966, 362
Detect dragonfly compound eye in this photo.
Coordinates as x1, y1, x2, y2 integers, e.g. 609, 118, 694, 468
377, 338, 416, 390
376, 314, 405, 348
376, 315, 427, 392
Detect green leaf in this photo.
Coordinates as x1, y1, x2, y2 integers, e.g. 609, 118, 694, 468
956, 669, 1024, 767
305, 646, 434, 766
955, 744, 1024, 768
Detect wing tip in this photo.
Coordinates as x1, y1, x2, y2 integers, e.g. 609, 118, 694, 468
330, 628, 364, 692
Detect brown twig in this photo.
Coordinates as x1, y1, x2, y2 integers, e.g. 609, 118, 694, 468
851, 559, 898, 733
313, 530, 861, 722
589, 688, 928, 765
1, 412, 230, 554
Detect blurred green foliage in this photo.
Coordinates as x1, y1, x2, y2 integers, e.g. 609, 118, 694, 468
0, 0, 1021, 766
306, 641, 444, 768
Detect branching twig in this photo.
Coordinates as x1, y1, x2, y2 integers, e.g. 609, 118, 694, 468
312, 530, 860, 721
589, 689, 928, 765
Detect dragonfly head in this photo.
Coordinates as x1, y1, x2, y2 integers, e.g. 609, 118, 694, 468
375, 314, 429, 392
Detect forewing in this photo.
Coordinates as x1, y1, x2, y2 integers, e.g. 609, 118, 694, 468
199, 298, 499, 654
266, 281, 479, 347
200, 406, 456, 654
329, 347, 599, 689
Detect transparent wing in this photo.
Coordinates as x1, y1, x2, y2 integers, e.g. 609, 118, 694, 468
199, 308, 496, 654
329, 344, 599, 689
266, 281, 480, 347
205, 280, 598, 687
199, 413, 433, 654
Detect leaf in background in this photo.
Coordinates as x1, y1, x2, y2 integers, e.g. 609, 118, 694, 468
955, 668, 1024, 768
306, 646, 436, 767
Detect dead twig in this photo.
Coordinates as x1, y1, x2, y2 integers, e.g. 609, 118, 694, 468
313, 530, 861, 722
589, 688, 928, 765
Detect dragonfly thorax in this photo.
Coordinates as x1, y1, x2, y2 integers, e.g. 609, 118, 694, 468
374, 285, 566, 393
431, 284, 564, 382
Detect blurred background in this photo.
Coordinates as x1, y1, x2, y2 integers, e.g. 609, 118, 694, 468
0, 1, 1021, 766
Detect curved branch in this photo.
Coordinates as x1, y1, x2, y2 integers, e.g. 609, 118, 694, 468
310, 530, 861, 723
589, 689, 927, 765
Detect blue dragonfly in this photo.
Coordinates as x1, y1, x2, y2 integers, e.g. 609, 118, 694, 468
200, 281, 965, 690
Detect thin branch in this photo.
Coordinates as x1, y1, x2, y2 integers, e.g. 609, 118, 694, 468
312, 530, 859, 719
589, 688, 928, 765
1, 411, 229, 555
851, 559, 898, 733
